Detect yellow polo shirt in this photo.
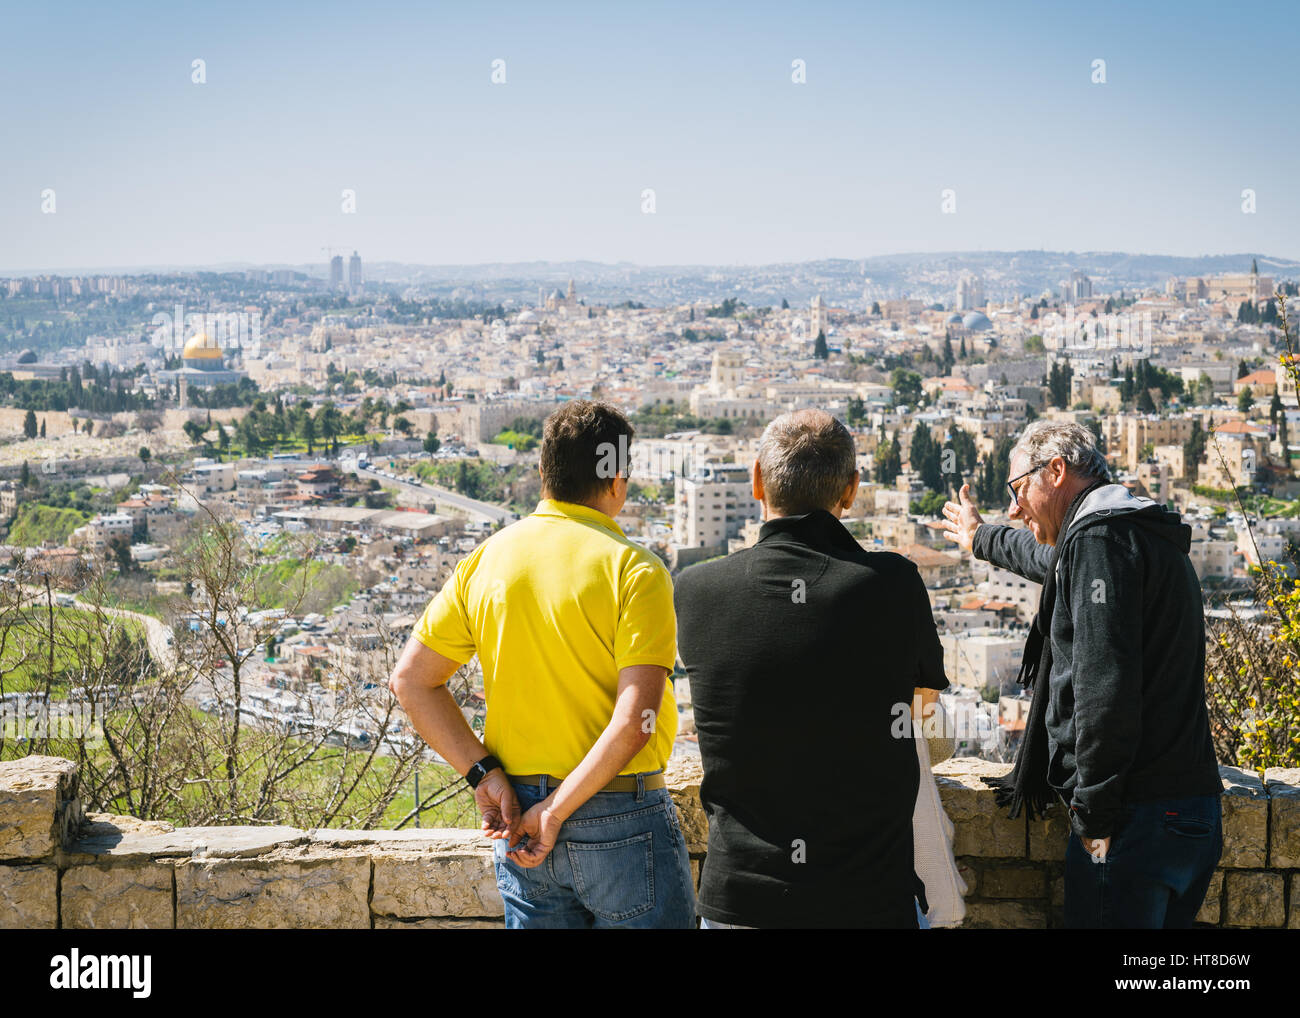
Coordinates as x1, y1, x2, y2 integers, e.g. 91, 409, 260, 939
412, 498, 678, 776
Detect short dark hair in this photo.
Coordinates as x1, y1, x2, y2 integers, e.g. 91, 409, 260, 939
540, 400, 635, 504
757, 409, 857, 515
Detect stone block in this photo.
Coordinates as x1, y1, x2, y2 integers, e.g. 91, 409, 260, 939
961, 900, 1047, 929
1264, 768, 1300, 869
176, 847, 370, 929
1223, 871, 1284, 927
0, 756, 81, 861
0, 863, 57, 928
1290, 874, 1300, 930
370, 832, 502, 920
955, 858, 979, 897
1219, 766, 1267, 869
980, 863, 1047, 900
1194, 870, 1223, 926
665, 757, 708, 856
66, 822, 305, 864
62, 862, 174, 929
932, 759, 1024, 858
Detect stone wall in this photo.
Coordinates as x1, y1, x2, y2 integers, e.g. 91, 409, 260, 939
2, 754, 1297, 929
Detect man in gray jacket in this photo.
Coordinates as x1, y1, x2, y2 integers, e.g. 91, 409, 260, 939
942, 420, 1221, 928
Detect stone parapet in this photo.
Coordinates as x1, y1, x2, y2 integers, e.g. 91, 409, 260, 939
0, 755, 1294, 929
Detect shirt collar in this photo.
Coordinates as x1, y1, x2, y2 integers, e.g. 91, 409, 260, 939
757, 508, 862, 553
533, 498, 625, 537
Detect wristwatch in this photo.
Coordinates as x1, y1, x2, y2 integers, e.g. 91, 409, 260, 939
465, 754, 503, 789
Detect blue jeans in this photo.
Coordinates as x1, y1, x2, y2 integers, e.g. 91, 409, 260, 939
1063, 794, 1223, 929
492, 777, 697, 929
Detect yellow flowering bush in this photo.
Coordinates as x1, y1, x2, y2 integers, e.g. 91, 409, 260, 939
1205, 295, 1300, 776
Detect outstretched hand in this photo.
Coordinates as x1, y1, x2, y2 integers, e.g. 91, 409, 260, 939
941, 483, 984, 554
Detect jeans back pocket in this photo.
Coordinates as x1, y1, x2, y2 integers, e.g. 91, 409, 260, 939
566, 831, 655, 922
1162, 806, 1214, 839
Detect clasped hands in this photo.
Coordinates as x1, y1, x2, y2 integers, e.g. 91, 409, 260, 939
474, 769, 563, 869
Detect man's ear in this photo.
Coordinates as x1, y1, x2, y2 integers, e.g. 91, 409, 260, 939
841, 469, 861, 510
752, 460, 765, 502
1049, 456, 1069, 488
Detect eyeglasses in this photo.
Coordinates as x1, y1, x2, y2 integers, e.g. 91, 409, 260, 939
1006, 463, 1049, 507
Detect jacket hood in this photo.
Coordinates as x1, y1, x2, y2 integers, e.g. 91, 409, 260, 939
1067, 482, 1191, 552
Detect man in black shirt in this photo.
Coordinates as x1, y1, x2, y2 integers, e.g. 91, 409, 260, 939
674, 409, 949, 928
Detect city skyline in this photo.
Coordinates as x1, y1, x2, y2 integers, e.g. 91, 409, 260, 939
2, 0, 1297, 272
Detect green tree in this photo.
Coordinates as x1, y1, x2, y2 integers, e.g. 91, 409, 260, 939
890, 368, 922, 406
1238, 386, 1255, 414
949, 427, 978, 476
874, 435, 902, 485
299, 411, 317, 455
105, 534, 133, 574
813, 330, 828, 359
910, 422, 944, 492
423, 430, 441, 454
23, 409, 37, 439
909, 490, 948, 518
138, 446, 151, 465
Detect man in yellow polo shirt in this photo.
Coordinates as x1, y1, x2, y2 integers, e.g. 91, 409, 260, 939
388, 399, 695, 928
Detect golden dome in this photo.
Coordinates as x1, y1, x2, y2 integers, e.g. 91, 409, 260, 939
182, 332, 223, 360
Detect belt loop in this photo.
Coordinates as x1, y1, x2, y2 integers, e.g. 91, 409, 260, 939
540, 774, 548, 797
635, 773, 645, 802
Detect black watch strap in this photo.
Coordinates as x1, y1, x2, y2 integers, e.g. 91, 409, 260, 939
465, 754, 503, 789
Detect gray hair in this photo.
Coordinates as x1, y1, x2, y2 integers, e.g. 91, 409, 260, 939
757, 409, 858, 515
1011, 420, 1109, 481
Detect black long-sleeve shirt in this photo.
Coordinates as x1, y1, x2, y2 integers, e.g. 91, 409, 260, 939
675, 509, 948, 927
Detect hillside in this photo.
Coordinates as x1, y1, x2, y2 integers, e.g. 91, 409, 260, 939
6, 503, 91, 547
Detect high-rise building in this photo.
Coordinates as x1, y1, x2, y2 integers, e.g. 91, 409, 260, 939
956, 274, 984, 311
1062, 270, 1093, 303
329, 255, 343, 289
349, 251, 362, 291
810, 295, 826, 338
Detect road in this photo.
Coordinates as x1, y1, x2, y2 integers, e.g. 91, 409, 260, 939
356, 466, 516, 525
16, 584, 176, 670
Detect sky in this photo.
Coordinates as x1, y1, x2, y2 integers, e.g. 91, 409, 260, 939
1, 0, 1297, 272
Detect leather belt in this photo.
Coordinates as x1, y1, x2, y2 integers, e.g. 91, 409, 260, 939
506, 772, 666, 793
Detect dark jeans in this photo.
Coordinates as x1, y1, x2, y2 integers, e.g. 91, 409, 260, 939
1063, 794, 1223, 929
